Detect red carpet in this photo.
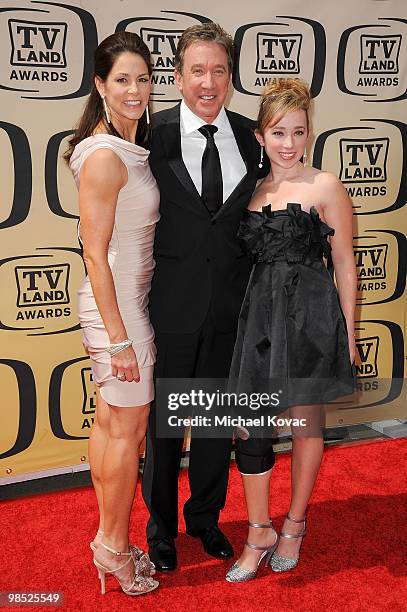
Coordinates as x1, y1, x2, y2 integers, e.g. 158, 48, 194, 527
1, 439, 406, 612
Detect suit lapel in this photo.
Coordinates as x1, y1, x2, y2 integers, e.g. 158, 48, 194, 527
213, 111, 257, 219
228, 111, 255, 175
159, 104, 210, 218
158, 105, 257, 219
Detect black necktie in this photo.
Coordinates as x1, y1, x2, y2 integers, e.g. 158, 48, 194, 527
198, 124, 223, 215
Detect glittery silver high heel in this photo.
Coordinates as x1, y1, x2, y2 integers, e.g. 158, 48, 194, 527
270, 514, 306, 573
226, 520, 278, 583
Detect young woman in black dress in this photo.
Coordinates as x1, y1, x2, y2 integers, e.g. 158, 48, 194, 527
226, 78, 356, 582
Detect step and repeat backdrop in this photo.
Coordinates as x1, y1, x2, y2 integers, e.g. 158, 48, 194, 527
0, 0, 406, 480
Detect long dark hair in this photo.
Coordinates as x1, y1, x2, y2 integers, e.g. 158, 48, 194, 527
64, 31, 152, 163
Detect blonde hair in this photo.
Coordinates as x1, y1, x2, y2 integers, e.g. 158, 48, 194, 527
258, 77, 311, 134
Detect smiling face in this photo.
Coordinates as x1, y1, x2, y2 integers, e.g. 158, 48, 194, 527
257, 109, 308, 170
175, 41, 231, 123
95, 51, 151, 133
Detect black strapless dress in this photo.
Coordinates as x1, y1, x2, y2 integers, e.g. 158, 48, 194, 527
229, 203, 354, 411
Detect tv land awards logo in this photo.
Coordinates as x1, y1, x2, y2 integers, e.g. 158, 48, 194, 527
15, 264, 70, 309
141, 27, 182, 75
352, 320, 404, 407
233, 16, 325, 96
1, 125, 79, 228
9, 19, 68, 70
359, 35, 401, 75
0, 2, 97, 99
354, 336, 379, 379
255, 33, 302, 75
1, 357, 96, 460
45, 129, 79, 220
337, 19, 407, 102
339, 138, 389, 186
0, 249, 84, 335
355, 243, 387, 291
0, 359, 36, 460
116, 11, 210, 101
49, 357, 96, 440
81, 367, 96, 430
354, 230, 406, 305
0, 121, 32, 230
312, 119, 407, 215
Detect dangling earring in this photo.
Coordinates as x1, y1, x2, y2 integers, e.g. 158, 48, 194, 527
102, 95, 111, 124
303, 150, 308, 166
258, 146, 264, 169
145, 104, 150, 125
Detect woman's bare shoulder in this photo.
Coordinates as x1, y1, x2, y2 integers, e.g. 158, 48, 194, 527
312, 169, 343, 190
81, 148, 127, 193
248, 177, 273, 210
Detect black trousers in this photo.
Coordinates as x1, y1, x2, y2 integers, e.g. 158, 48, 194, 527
142, 313, 235, 542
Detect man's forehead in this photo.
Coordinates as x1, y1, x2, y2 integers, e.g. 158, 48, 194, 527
184, 41, 228, 60
189, 61, 227, 68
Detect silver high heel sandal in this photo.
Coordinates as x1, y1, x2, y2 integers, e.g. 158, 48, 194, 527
271, 514, 306, 572
93, 541, 159, 596
226, 520, 279, 583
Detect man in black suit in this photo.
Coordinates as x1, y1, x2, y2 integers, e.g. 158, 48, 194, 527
142, 23, 271, 570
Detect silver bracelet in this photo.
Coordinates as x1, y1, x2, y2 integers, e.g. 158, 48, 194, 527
106, 339, 133, 356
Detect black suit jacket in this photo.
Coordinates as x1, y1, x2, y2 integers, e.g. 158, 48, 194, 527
148, 103, 265, 334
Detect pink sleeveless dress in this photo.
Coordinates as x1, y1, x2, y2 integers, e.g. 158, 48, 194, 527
70, 134, 160, 407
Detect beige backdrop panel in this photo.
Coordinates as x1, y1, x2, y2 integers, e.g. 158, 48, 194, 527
0, 0, 405, 480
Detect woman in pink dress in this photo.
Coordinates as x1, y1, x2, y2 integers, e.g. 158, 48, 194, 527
65, 32, 159, 596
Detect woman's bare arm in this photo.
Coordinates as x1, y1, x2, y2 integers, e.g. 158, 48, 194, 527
79, 148, 139, 382
319, 172, 357, 363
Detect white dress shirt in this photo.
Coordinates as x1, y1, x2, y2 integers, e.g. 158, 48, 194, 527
180, 100, 247, 203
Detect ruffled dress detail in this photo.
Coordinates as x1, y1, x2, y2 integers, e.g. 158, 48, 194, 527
229, 203, 354, 409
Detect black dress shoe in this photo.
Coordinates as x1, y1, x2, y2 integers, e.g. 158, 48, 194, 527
148, 539, 177, 571
187, 525, 234, 559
